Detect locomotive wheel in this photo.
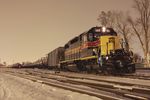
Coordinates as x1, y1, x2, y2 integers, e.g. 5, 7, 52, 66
85, 65, 92, 73
76, 62, 87, 72
99, 65, 113, 75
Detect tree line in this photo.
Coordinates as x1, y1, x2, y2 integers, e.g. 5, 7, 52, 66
97, 0, 150, 67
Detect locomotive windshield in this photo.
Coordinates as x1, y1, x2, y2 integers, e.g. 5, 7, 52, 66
88, 27, 117, 41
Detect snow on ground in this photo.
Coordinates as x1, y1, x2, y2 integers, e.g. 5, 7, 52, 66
0, 73, 101, 100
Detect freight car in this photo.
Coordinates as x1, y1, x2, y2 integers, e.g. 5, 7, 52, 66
47, 26, 135, 74
47, 47, 64, 69
9, 63, 22, 68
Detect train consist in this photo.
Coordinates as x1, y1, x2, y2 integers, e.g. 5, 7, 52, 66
11, 26, 135, 74
47, 26, 135, 74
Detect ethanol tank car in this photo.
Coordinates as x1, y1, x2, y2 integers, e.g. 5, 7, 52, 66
48, 26, 135, 74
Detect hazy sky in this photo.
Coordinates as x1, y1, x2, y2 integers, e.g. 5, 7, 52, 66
0, 0, 136, 64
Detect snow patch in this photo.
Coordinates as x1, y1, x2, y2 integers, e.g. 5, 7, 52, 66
0, 73, 101, 100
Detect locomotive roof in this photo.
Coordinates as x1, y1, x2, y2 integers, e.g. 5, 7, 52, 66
64, 26, 117, 46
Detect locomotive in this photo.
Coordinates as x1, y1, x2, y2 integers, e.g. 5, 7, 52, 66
47, 26, 135, 74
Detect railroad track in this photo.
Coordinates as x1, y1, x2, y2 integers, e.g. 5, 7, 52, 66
123, 74, 150, 80
2, 68, 150, 100
29, 68, 150, 81
23, 68, 150, 87
123, 68, 150, 80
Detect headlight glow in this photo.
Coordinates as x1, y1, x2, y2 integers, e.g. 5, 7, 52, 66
106, 56, 109, 60
102, 27, 106, 32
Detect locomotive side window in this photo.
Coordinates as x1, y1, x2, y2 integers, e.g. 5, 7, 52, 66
88, 32, 99, 42
88, 33, 93, 41
94, 33, 99, 40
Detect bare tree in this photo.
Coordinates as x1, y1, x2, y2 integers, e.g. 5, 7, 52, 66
115, 12, 133, 51
97, 11, 115, 28
128, 0, 150, 67
97, 11, 132, 51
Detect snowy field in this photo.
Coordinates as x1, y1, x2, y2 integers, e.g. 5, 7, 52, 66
0, 73, 101, 100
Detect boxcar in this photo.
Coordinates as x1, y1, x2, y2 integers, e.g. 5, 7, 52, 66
47, 47, 64, 68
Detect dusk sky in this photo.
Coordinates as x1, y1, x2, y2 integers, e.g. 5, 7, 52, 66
0, 0, 136, 64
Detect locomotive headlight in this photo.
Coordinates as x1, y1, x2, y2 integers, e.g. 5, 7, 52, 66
106, 56, 109, 60
102, 27, 106, 32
